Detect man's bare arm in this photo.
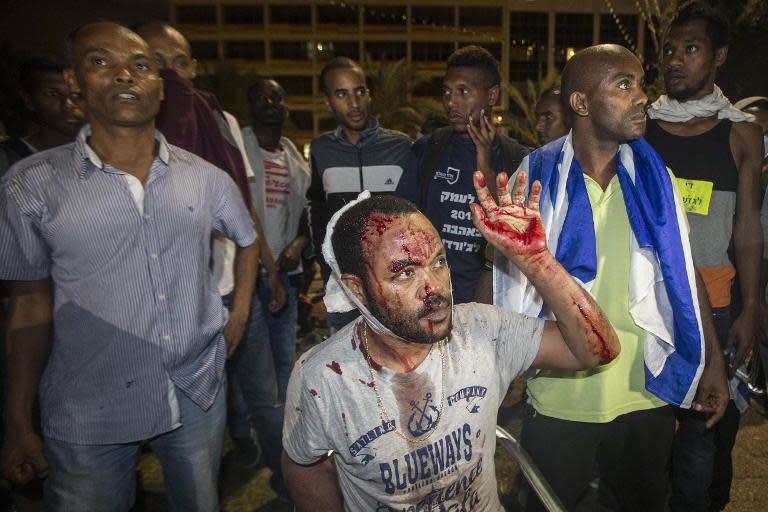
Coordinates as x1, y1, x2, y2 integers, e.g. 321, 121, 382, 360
282, 451, 343, 511
471, 171, 620, 370
692, 271, 729, 428
224, 240, 259, 356
251, 208, 287, 312
528, 256, 620, 370
1, 280, 53, 483
726, 122, 764, 368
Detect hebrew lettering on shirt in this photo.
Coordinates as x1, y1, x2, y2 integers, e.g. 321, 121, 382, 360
439, 191, 476, 204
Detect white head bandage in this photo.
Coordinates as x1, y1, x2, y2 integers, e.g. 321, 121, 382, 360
321, 191, 408, 341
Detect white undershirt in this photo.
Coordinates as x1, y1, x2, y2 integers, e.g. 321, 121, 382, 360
123, 173, 145, 215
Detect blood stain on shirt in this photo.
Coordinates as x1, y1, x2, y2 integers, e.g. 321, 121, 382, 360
326, 361, 343, 375
358, 379, 375, 388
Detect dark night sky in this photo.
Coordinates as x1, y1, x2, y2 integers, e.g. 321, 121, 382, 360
3, 0, 169, 56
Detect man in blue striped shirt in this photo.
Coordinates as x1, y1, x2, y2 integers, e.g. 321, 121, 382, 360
0, 22, 258, 511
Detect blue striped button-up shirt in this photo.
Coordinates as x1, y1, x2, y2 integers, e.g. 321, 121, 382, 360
0, 127, 257, 444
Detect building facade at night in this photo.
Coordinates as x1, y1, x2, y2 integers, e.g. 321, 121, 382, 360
170, 0, 651, 143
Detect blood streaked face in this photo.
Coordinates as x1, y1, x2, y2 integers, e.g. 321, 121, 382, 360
361, 213, 453, 344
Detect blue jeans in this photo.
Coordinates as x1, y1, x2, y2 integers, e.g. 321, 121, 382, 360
43, 384, 226, 512
670, 305, 741, 512
224, 289, 285, 479
259, 271, 299, 404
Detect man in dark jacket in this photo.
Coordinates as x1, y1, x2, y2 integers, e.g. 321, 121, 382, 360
307, 57, 418, 331
400, 46, 528, 304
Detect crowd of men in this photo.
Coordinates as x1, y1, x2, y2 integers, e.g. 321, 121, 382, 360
0, 1, 767, 511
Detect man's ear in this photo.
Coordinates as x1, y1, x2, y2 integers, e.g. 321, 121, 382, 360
323, 94, 331, 110
189, 58, 198, 80
714, 46, 728, 68
569, 91, 589, 118
340, 273, 368, 306
488, 84, 500, 107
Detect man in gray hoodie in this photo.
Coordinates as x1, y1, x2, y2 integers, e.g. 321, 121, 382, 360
307, 57, 418, 331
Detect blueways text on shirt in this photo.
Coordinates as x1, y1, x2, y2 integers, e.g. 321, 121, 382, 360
377, 455, 484, 511
379, 423, 474, 495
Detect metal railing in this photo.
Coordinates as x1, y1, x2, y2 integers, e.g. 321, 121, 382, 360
495, 425, 565, 512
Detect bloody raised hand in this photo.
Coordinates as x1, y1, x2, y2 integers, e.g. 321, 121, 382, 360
470, 170, 548, 268
471, 170, 620, 368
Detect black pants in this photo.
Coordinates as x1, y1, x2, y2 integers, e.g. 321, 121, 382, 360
520, 405, 675, 511
670, 305, 741, 512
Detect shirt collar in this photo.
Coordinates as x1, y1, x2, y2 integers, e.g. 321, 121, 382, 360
331, 116, 380, 146
75, 124, 171, 177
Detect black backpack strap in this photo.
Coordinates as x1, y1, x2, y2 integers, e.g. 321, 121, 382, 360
418, 127, 453, 209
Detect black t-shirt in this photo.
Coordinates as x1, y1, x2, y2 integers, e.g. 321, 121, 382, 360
424, 134, 486, 304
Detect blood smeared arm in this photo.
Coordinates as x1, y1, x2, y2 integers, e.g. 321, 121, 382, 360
470, 170, 620, 369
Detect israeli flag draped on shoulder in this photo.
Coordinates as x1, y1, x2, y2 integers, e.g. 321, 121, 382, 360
494, 131, 705, 408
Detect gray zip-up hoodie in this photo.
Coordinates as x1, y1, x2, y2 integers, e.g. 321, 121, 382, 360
307, 116, 418, 281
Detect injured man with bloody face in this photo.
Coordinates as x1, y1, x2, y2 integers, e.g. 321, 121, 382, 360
281, 170, 621, 511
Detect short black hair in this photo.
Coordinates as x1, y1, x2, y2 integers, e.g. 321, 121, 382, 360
539, 86, 561, 101
246, 76, 281, 103
20, 56, 66, 94
670, 1, 729, 50
332, 195, 420, 279
446, 45, 501, 89
319, 57, 364, 95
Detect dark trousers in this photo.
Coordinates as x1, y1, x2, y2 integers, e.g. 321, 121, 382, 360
222, 293, 284, 480
670, 306, 741, 512
521, 405, 675, 511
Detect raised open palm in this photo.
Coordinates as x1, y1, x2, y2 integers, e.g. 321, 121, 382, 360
469, 170, 548, 264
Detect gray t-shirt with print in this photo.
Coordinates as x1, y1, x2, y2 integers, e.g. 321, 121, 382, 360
283, 303, 544, 512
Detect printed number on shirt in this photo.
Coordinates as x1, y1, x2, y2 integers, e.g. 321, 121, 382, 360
450, 209, 472, 220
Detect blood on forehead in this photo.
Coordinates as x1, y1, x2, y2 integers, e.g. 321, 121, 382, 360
360, 212, 440, 267
394, 223, 437, 262
360, 214, 392, 267
361, 213, 395, 240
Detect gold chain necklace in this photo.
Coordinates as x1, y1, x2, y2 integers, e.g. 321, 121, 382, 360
360, 321, 446, 446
